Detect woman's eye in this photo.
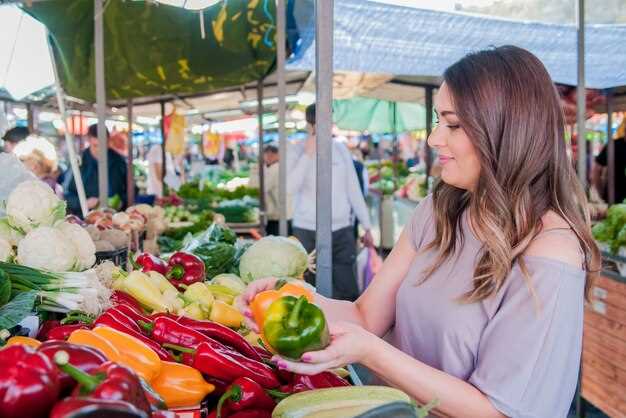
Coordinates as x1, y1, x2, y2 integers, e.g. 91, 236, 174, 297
446, 124, 460, 130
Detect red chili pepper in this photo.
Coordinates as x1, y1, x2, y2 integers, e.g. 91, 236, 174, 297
205, 376, 230, 396
0, 345, 60, 418
46, 323, 91, 341
167, 341, 280, 389
97, 309, 143, 334
111, 290, 144, 312
53, 351, 152, 415
114, 303, 151, 326
94, 312, 174, 361
216, 377, 286, 418
136, 252, 169, 275
208, 410, 273, 418
49, 398, 145, 418
150, 312, 262, 362
37, 320, 61, 341
38, 340, 107, 396
290, 371, 350, 393
139, 316, 212, 349
166, 252, 206, 289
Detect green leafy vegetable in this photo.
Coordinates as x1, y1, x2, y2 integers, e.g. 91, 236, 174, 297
0, 270, 10, 306
0, 291, 37, 330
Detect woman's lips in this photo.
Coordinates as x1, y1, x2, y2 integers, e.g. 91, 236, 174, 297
438, 155, 454, 165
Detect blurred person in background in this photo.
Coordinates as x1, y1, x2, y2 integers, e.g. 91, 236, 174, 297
592, 119, 626, 204
1, 126, 29, 153
146, 143, 180, 198
262, 144, 293, 236
65, 124, 128, 215
14, 135, 63, 197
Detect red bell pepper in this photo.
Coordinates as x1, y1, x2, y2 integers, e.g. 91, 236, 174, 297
136, 252, 169, 275
111, 290, 144, 312
165, 341, 280, 389
166, 252, 205, 289
49, 398, 146, 418
216, 377, 287, 418
93, 311, 174, 361
38, 340, 107, 396
53, 350, 152, 415
150, 313, 262, 362
37, 319, 61, 341
0, 345, 60, 418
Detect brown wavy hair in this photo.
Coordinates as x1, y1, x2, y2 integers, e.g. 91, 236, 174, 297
425, 46, 599, 302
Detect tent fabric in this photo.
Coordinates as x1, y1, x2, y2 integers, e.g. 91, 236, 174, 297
25, 0, 277, 102
332, 97, 425, 134
288, 0, 626, 89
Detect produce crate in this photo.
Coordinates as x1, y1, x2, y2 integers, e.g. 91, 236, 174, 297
95, 247, 128, 267
582, 254, 626, 417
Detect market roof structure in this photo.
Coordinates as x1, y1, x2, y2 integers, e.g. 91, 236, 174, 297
288, 0, 626, 89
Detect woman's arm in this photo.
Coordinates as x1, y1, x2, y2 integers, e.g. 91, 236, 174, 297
315, 229, 417, 337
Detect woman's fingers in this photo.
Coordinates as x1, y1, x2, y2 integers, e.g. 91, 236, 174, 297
273, 355, 339, 375
300, 348, 337, 364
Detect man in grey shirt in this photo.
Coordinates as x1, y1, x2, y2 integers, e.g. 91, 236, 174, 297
288, 104, 373, 300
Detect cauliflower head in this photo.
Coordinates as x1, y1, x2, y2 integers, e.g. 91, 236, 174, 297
17, 226, 78, 272
6, 180, 66, 233
0, 218, 23, 247
57, 221, 96, 271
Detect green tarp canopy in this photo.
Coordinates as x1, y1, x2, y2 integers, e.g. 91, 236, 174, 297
332, 97, 426, 134
25, 0, 276, 102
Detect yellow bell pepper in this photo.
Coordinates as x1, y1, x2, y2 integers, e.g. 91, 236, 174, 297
118, 271, 171, 312
183, 282, 214, 313
92, 326, 162, 382
209, 300, 244, 328
68, 329, 121, 362
151, 361, 215, 408
147, 271, 179, 295
5, 336, 41, 349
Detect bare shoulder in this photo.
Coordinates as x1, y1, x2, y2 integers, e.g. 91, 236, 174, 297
524, 211, 584, 268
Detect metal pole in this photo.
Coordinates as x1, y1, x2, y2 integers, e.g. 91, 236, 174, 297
257, 81, 266, 235
576, 0, 587, 190
127, 99, 135, 206
48, 32, 88, 217
606, 89, 615, 204
315, 0, 333, 298
160, 101, 166, 185
425, 87, 434, 181
277, 0, 288, 237
94, 0, 108, 207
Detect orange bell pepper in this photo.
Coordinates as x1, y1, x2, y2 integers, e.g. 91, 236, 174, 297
151, 361, 215, 408
5, 336, 41, 349
209, 300, 244, 329
68, 329, 121, 362
92, 326, 162, 382
250, 280, 314, 329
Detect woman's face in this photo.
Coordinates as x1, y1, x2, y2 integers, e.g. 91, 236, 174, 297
427, 82, 481, 191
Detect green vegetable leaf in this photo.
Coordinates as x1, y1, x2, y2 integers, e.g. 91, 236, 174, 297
0, 270, 10, 306
0, 291, 37, 330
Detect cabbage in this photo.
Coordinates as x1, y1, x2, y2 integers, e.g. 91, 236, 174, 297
238, 236, 312, 282
57, 222, 96, 271
17, 226, 79, 272
6, 180, 66, 233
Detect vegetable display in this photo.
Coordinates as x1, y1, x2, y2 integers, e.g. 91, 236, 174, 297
593, 202, 626, 254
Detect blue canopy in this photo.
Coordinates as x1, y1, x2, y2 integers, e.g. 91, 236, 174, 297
288, 0, 626, 89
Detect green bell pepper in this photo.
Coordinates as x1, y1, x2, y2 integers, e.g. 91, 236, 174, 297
263, 295, 330, 360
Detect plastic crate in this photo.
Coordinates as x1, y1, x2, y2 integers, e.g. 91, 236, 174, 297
95, 247, 128, 267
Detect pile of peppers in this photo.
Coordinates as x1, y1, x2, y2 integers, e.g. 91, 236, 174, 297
1, 269, 348, 417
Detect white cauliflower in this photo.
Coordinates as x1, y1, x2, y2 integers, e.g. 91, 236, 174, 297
0, 218, 23, 246
6, 180, 66, 233
57, 222, 96, 271
17, 226, 78, 272
0, 238, 14, 262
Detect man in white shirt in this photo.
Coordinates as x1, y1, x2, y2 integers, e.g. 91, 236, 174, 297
262, 145, 293, 235
288, 104, 374, 301
146, 144, 181, 198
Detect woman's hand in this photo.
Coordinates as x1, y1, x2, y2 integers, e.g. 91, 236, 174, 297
271, 321, 378, 375
234, 276, 279, 332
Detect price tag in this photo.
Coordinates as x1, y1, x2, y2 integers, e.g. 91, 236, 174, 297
592, 287, 608, 300
592, 300, 607, 315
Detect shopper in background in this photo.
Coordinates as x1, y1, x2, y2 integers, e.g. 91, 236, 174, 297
65, 124, 128, 215
14, 136, 63, 198
146, 143, 180, 198
262, 144, 293, 236
1, 126, 29, 153
592, 119, 626, 204
288, 104, 374, 301
240, 46, 598, 418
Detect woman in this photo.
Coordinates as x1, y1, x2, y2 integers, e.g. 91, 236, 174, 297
240, 46, 600, 417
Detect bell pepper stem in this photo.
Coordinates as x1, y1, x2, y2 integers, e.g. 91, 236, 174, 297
138, 320, 154, 333
60, 311, 94, 326
266, 388, 290, 399
167, 265, 185, 280
287, 296, 307, 329
53, 350, 101, 393
162, 343, 196, 354
216, 385, 242, 418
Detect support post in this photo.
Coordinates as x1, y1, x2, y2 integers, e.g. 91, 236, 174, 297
606, 89, 614, 204
315, 0, 333, 297
257, 81, 266, 234
277, 0, 288, 237
576, 0, 587, 190
95, 0, 108, 207
160, 101, 166, 185
127, 99, 135, 206
425, 86, 434, 181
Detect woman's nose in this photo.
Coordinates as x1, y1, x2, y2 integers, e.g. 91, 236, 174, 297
427, 126, 445, 148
